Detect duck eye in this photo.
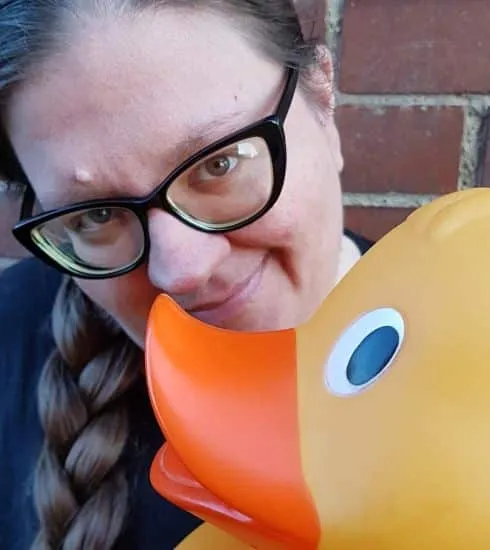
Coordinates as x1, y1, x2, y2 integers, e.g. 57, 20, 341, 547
324, 308, 405, 397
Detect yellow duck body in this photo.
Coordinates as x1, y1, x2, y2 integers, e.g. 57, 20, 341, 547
145, 188, 490, 549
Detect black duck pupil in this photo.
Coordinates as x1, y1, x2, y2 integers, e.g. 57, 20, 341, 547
88, 208, 112, 224
346, 326, 399, 386
207, 157, 230, 176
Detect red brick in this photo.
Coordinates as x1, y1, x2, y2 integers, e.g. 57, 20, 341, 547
339, 0, 490, 94
345, 206, 415, 242
0, 192, 29, 259
336, 105, 463, 194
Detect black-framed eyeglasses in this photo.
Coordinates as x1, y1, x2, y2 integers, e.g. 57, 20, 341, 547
12, 66, 299, 280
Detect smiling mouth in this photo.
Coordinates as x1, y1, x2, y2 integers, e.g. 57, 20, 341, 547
188, 255, 268, 324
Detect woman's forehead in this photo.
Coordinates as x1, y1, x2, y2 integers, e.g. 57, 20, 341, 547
5, 8, 283, 202
9, 8, 278, 127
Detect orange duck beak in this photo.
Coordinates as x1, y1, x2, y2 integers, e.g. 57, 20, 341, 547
145, 294, 320, 549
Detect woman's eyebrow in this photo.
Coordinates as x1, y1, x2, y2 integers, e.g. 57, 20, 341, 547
168, 109, 251, 164
39, 109, 254, 208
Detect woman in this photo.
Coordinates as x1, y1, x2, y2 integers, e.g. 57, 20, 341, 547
0, 1, 372, 548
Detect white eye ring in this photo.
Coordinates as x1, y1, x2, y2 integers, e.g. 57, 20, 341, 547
324, 308, 405, 397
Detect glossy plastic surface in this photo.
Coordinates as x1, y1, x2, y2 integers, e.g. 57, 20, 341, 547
145, 295, 319, 548
146, 188, 490, 549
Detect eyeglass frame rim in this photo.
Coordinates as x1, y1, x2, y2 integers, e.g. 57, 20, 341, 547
11, 64, 300, 280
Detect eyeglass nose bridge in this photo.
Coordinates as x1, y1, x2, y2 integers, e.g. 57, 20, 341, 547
140, 178, 181, 222
141, 181, 202, 235
146, 188, 169, 212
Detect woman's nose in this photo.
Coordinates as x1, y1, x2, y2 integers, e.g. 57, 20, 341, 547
146, 209, 230, 294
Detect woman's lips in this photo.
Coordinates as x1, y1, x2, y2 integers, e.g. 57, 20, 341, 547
189, 256, 268, 325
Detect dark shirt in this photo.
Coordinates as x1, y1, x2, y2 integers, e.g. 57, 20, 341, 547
0, 231, 372, 550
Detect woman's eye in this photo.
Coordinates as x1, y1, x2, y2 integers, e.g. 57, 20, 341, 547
198, 155, 239, 181
87, 208, 113, 224
69, 208, 115, 232
192, 141, 259, 184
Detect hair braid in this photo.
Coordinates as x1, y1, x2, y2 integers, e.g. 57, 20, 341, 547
32, 277, 143, 550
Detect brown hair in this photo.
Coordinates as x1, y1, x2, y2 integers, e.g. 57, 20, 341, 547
33, 277, 142, 549
0, 1, 320, 548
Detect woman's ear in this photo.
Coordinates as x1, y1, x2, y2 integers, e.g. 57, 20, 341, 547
302, 45, 344, 173
303, 44, 336, 122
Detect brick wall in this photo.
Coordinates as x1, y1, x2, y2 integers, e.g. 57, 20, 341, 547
329, 0, 490, 241
1, 0, 488, 266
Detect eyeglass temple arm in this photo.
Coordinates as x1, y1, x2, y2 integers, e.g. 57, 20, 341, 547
0, 133, 35, 220
275, 66, 300, 123
20, 184, 36, 219
7, 146, 34, 221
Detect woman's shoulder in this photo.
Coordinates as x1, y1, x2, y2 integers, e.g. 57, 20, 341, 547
0, 256, 61, 320
344, 228, 374, 255
0, 259, 62, 548
0, 256, 60, 450
0, 256, 61, 426
0, 252, 61, 409
336, 229, 374, 283
0, 257, 61, 367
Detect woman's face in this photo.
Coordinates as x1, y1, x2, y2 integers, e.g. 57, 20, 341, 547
6, 8, 344, 346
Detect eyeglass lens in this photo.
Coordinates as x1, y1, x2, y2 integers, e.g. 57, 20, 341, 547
30, 136, 274, 275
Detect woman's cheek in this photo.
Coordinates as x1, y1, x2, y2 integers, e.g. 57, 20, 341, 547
76, 268, 158, 340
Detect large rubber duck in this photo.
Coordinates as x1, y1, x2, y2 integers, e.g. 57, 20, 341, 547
145, 188, 490, 549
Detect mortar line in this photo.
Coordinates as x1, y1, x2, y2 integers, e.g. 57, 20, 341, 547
457, 107, 486, 190
325, 0, 345, 80
337, 93, 490, 109
342, 192, 439, 208
475, 112, 490, 188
